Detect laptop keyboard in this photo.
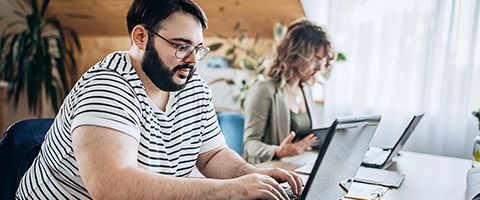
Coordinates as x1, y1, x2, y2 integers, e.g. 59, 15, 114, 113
283, 186, 300, 200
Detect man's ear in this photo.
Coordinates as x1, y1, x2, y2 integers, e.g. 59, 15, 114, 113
131, 25, 149, 51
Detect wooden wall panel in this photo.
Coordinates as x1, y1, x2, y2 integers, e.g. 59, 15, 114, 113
47, 0, 305, 38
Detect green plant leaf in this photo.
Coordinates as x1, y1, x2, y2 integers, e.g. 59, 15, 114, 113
474, 110, 480, 121
9, 34, 20, 63
0, 34, 7, 66
53, 38, 71, 105
48, 80, 59, 113
5, 20, 26, 31
65, 27, 82, 52
14, 0, 28, 13
30, 0, 39, 18
65, 48, 78, 81
233, 21, 241, 31
12, 56, 28, 109
252, 32, 260, 48
13, 10, 26, 19
239, 31, 247, 44
226, 47, 236, 56
242, 56, 256, 71
208, 42, 223, 52
40, 0, 50, 17
46, 18, 65, 43
336, 52, 347, 62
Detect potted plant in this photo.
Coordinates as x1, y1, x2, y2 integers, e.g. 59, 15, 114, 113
472, 109, 480, 167
0, 0, 81, 116
207, 22, 271, 109
474, 109, 480, 130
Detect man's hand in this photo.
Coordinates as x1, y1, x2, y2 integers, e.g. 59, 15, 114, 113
220, 167, 304, 200
224, 173, 289, 200
275, 131, 316, 158
257, 168, 304, 196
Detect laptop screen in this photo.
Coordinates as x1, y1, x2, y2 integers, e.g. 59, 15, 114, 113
300, 115, 381, 200
385, 113, 424, 164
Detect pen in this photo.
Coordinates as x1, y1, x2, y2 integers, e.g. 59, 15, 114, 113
339, 182, 349, 193
339, 178, 353, 193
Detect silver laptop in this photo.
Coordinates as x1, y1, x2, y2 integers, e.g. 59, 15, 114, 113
290, 115, 381, 200
361, 114, 424, 169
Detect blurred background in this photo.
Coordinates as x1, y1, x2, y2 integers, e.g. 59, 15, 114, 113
0, 0, 479, 159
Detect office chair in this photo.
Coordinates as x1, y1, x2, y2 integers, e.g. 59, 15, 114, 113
217, 112, 244, 155
0, 118, 53, 200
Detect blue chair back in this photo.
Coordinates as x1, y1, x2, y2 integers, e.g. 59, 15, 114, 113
217, 112, 244, 155
0, 118, 53, 200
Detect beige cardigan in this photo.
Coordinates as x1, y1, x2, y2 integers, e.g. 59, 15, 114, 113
243, 80, 319, 164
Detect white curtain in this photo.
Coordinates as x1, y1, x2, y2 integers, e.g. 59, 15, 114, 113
302, 0, 480, 158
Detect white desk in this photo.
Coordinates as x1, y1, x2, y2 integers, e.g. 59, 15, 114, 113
257, 151, 471, 200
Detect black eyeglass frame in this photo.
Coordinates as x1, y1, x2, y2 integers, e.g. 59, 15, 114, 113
144, 26, 210, 61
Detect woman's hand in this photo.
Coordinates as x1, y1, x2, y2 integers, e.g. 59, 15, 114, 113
275, 131, 316, 158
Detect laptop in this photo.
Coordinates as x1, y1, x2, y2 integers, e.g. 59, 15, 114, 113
361, 114, 424, 169
287, 115, 381, 200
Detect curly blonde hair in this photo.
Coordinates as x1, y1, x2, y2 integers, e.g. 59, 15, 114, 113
267, 20, 335, 88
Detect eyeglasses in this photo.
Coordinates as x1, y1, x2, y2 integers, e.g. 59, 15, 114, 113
144, 26, 210, 61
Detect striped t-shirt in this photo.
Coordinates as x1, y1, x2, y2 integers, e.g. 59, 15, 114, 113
16, 51, 225, 199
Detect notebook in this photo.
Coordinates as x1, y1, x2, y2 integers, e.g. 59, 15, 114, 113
343, 181, 389, 200
361, 114, 424, 169
355, 167, 405, 188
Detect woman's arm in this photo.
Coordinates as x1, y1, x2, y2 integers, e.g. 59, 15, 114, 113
243, 81, 279, 163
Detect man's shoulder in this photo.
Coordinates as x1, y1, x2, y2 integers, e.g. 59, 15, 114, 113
80, 51, 135, 84
81, 67, 130, 87
87, 51, 133, 75
72, 53, 140, 99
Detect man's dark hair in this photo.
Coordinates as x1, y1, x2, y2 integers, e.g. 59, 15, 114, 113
126, 0, 208, 35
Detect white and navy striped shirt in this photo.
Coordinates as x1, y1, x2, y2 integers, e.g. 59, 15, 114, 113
16, 51, 225, 199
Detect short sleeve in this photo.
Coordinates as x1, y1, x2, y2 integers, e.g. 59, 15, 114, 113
198, 82, 225, 153
70, 70, 142, 142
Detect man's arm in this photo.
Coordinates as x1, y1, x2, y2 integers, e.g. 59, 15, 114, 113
196, 146, 304, 195
73, 125, 288, 200
196, 145, 258, 178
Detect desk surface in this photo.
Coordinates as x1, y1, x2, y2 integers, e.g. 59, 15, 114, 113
257, 151, 471, 200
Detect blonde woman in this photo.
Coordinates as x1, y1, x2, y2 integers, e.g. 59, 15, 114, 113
243, 20, 335, 164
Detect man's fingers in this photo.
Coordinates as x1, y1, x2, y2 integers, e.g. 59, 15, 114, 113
261, 176, 289, 200
260, 183, 286, 200
289, 171, 303, 195
258, 189, 280, 200
281, 172, 298, 195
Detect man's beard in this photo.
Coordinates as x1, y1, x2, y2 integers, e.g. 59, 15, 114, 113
141, 40, 195, 91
